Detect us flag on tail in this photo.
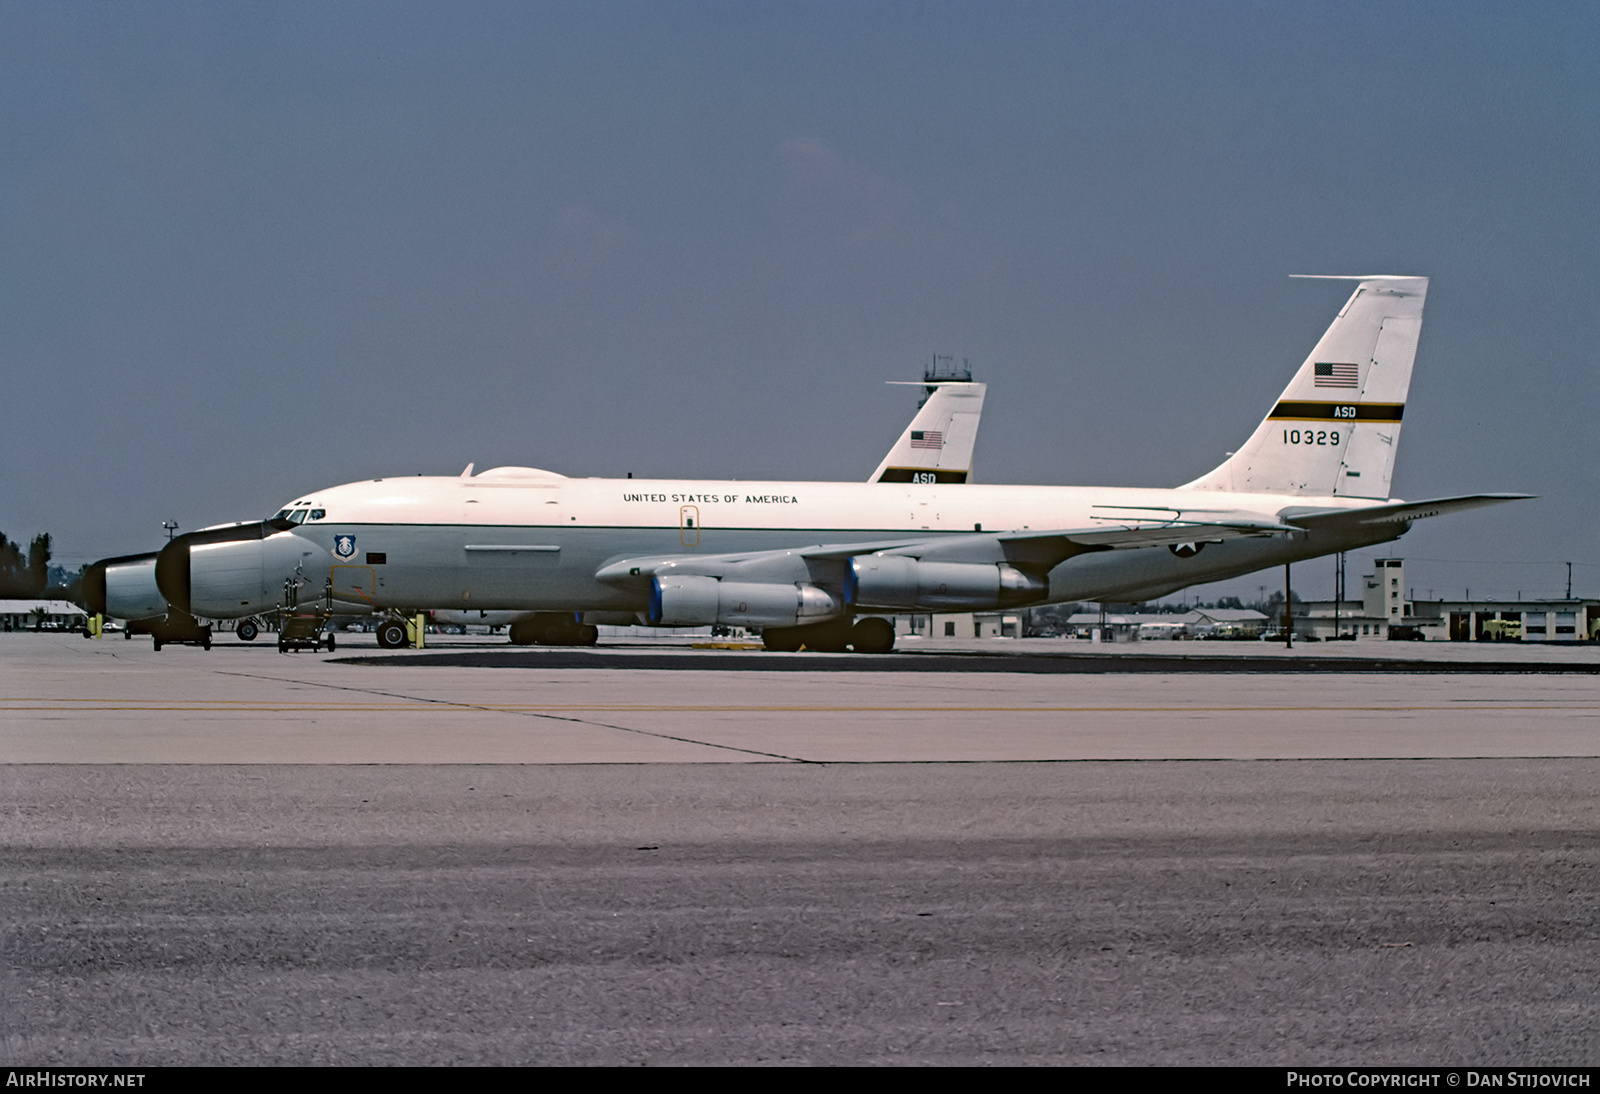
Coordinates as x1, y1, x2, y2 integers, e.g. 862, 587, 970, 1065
1313, 362, 1360, 388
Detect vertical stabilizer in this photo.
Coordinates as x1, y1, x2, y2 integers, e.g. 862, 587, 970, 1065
871, 381, 987, 483
1182, 276, 1427, 498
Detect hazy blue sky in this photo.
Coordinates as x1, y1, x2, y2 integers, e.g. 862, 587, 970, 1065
3, 2, 1595, 602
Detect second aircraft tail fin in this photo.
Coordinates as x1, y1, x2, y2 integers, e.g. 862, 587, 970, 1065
1182, 275, 1428, 498
871, 381, 987, 484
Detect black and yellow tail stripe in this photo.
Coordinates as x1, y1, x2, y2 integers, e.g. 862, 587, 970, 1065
877, 468, 969, 483
1268, 402, 1404, 422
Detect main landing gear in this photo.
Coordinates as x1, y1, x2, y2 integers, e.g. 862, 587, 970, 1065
509, 613, 600, 647
761, 617, 895, 654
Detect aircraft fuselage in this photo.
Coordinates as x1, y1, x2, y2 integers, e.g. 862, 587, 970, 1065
169, 472, 1401, 620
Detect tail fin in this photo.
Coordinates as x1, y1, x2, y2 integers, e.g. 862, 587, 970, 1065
871, 381, 987, 483
1183, 275, 1428, 498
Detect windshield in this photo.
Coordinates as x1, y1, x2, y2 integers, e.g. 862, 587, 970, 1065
269, 507, 317, 527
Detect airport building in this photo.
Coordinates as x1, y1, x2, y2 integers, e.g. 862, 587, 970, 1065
1291, 558, 1598, 642
1, 598, 88, 632
890, 608, 1271, 642
870, 559, 1594, 645
896, 612, 1026, 640
1061, 608, 1271, 642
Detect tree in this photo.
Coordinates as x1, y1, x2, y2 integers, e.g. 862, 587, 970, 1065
45, 563, 87, 604
27, 533, 50, 594
1260, 589, 1304, 618
0, 531, 53, 598
1025, 603, 1083, 635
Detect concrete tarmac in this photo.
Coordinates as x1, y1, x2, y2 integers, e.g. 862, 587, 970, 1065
3, 633, 1597, 1065
4, 634, 1597, 763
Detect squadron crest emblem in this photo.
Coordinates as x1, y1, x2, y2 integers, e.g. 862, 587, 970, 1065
334, 534, 357, 560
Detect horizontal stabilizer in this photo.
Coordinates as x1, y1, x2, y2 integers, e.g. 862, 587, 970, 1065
1278, 493, 1534, 530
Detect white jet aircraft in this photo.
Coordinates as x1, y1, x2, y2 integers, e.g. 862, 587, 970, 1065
153, 275, 1527, 653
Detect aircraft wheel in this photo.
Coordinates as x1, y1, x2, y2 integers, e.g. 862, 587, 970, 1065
800, 620, 852, 653
533, 615, 578, 645
762, 626, 804, 652
124, 629, 132, 640
851, 617, 895, 654
376, 620, 409, 649
152, 637, 162, 651
237, 620, 259, 642
508, 621, 536, 645
278, 636, 288, 653
325, 632, 336, 652
575, 623, 599, 646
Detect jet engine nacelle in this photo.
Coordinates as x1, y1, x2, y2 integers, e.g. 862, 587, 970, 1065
845, 556, 1047, 611
83, 553, 167, 621
649, 576, 842, 627
157, 523, 323, 618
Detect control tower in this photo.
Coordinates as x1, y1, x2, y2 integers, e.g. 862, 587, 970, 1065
920, 354, 972, 407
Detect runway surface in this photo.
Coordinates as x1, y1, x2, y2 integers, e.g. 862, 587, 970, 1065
3, 633, 1597, 1064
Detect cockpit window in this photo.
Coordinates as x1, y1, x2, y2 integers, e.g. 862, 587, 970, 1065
273, 509, 292, 521
287, 509, 310, 525
309, 509, 325, 520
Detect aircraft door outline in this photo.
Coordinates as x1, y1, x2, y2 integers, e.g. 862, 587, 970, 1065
330, 565, 378, 606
